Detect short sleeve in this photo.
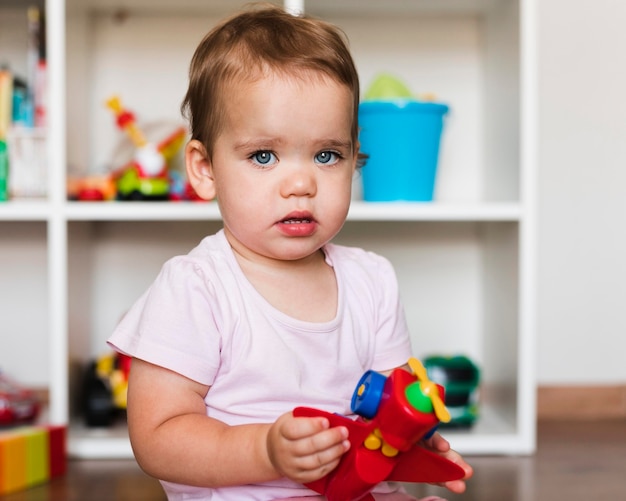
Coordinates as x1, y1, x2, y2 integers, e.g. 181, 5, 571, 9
108, 256, 222, 386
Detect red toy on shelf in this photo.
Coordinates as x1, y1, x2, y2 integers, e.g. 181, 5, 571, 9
293, 358, 465, 501
0, 372, 40, 426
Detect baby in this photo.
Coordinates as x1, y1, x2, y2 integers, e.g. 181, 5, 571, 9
108, 5, 472, 501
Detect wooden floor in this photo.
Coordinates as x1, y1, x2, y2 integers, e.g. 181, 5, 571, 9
3, 420, 625, 500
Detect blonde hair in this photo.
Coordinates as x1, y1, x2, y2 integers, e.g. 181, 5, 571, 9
181, 4, 361, 159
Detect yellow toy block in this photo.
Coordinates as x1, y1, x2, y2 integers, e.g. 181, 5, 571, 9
25, 427, 49, 487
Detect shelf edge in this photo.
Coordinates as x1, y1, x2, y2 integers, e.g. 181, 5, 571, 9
0, 200, 51, 221
347, 201, 523, 221
60, 201, 523, 222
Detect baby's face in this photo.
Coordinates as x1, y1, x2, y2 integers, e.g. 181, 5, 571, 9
210, 71, 357, 263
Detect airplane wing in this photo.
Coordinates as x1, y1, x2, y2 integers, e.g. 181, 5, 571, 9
387, 445, 466, 483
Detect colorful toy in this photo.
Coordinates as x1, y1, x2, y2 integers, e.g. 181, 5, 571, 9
0, 425, 66, 495
106, 96, 187, 200
67, 174, 117, 201
82, 352, 131, 427
424, 355, 480, 427
293, 358, 465, 501
0, 371, 40, 426
359, 75, 447, 202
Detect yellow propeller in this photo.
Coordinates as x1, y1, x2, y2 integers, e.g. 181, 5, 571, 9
408, 357, 451, 423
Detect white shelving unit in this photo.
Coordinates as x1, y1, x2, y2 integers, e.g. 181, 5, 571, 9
0, 0, 537, 458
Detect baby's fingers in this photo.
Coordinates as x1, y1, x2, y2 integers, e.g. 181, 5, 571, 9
280, 415, 331, 440
267, 413, 350, 483
282, 414, 349, 457
291, 432, 350, 483
432, 445, 473, 493
307, 424, 349, 457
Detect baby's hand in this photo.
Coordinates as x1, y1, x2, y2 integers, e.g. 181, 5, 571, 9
422, 432, 474, 494
266, 411, 350, 484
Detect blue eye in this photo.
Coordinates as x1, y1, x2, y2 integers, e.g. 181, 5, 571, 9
251, 151, 276, 166
315, 151, 340, 165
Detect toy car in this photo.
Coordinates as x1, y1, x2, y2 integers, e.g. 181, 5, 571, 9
114, 164, 170, 201
423, 355, 480, 427
0, 371, 41, 426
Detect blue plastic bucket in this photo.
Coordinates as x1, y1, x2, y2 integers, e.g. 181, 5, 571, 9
358, 100, 449, 202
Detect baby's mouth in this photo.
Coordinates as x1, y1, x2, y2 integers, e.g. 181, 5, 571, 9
278, 211, 316, 225
282, 218, 312, 224
276, 212, 317, 236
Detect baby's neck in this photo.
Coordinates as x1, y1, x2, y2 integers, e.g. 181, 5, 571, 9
234, 247, 338, 323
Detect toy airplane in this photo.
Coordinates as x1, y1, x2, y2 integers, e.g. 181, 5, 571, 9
293, 358, 465, 501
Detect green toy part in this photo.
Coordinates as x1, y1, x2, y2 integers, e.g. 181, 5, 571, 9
364, 73, 414, 101
404, 381, 434, 414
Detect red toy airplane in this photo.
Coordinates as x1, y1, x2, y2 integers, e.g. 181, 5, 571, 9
293, 358, 465, 501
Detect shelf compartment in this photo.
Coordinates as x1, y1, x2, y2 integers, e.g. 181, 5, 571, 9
65, 218, 530, 457
67, 0, 521, 206
0, 221, 50, 386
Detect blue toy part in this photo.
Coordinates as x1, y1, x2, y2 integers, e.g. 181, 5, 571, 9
351, 370, 387, 419
423, 425, 439, 440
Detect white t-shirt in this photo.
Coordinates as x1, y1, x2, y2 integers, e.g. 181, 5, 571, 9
108, 229, 413, 501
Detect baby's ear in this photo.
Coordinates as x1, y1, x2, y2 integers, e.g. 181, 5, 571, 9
185, 139, 216, 201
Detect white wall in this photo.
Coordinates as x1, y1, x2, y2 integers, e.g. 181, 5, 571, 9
536, 0, 626, 384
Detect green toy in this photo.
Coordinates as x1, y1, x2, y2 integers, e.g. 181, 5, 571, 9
423, 355, 480, 427
364, 73, 414, 101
